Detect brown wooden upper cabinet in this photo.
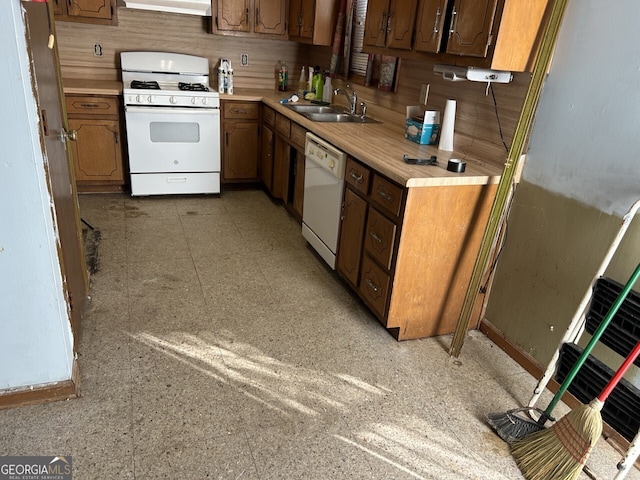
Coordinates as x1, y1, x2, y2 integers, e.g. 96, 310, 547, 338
288, 0, 339, 46
212, 0, 288, 37
366, 0, 551, 72
52, 0, 117, 25
363, 0, 418, 50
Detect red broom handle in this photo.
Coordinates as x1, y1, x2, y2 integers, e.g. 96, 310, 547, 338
598, 339, 640, 402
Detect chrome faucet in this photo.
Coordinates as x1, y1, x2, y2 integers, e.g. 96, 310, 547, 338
333, 84, 358, 115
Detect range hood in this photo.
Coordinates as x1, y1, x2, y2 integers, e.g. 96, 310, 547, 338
123, 0, 211, 16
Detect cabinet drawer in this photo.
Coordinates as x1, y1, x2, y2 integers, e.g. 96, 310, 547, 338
290, 122, 307, 150
359, 254, 391, 320
276, 113, 291, 138
371, 174, 403, 217
66, 95, 119, 117
345, 157, 371, 194
263, 106, 276, 127
224, 102, 259, 119
364, 208, 397, 270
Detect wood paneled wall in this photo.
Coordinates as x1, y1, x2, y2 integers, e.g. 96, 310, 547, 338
56, 7, 530, 162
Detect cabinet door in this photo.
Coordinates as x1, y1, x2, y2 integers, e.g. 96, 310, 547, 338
261, 126, 275, 192
363, 207, 396, 270
446, 0, 498, 57
67, 0, 113, 20
385, 0, 418, 50
217, 0, 252, 32
223, 121, 259, 181
292, 152, 305, 218
363, 0, 389, 48
69, 118, 123, 183
272, 137, 290, 200
255, 0, 287, 35
414, 0, 449, 53
359, 254, 391, 320
299, 0, 315, 40
337, 188, 367, 287
52, 0, 64, 15
288, 0, 301, 36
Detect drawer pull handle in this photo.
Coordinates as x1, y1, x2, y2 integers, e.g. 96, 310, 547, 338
377, 188, 393, 201
233, 109, 247, 114
365, 278, 379, 293
350, 171, 363, 182
80, 103, 100, 108
369, 231, 383, 243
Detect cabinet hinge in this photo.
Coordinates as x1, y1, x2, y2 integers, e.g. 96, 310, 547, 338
487, 34, 493, 48
215, 15, 219, 28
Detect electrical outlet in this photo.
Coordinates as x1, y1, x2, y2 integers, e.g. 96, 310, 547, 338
419, 83, 429, 105
241, 53, 248, 66
93, 43, 103, 57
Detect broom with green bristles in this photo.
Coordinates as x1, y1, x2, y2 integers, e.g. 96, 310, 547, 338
510, 337, 640, 480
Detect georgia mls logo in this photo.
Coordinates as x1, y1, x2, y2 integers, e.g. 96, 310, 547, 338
0, 456, 72, 479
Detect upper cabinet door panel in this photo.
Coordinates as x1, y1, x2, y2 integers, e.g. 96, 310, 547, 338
255, 0, 287, 35
413, 0, 449, 53
385, 0, 418, 50
67, 0, 112, 19
446, 0, 498, 57
363, 0, 389, 48
299, 0, 315, 39
217, 0, 252, 32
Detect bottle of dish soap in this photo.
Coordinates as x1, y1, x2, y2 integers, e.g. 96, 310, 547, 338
312, 66, 323, 101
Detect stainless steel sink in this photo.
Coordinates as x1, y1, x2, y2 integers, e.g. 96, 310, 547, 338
285, 104, 342, 114
285, 103, 381, 123
305, 112, 380, 123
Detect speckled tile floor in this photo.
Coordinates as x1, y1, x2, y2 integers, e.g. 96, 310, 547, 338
1, 189, 637, 479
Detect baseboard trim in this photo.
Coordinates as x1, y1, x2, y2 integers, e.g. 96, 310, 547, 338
0, 359, 80, 410
479, 319, 636, 466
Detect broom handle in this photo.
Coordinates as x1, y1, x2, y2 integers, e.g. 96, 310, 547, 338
538, 262, 640, 425
598, 339, 640, 402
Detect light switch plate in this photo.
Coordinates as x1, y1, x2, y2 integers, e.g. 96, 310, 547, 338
241, 53, 248, 66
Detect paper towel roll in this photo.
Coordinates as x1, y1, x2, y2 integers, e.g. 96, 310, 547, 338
438, 99, 456, 152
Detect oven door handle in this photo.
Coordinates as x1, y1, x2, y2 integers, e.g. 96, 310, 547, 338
125, 106, 220, 115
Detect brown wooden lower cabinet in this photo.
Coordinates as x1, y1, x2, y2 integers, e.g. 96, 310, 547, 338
336, 156, 497, 340
222, 100, 260, 183
65, 94, 126, 192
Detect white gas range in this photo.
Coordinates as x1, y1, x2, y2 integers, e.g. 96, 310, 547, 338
121, 52, 221, 196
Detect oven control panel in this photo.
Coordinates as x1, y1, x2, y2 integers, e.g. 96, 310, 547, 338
124, 91, 220, 108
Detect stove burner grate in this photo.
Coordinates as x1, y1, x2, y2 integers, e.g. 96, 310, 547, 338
131, 80, 160, 90
179, 82, 209, 92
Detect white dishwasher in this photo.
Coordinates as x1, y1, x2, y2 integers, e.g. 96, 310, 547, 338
302, 132, 348, 269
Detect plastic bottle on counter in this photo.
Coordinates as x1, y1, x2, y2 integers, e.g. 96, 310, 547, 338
312, 66, 323, 101
278, 61, 288, 91
227, 63, 234, 95
297, 66, 306, 96
218, 59, 227, 94
322, 72, 332, 103
307, 66, 313, 93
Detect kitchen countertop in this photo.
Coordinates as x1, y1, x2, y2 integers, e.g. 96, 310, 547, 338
224, 89, 505, 188
63, 79, 123, 96
61, 80, 505, 188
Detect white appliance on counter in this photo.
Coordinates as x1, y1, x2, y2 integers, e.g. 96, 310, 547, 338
121, 52, 220, 196
302, 132, 347, 269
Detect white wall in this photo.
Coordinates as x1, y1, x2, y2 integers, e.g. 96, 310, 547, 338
523, 0, 640, 217
0, 0, 75, 390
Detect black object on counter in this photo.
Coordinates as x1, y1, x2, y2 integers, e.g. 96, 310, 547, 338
403, 154, 437, 165
447, 159, 466, 172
